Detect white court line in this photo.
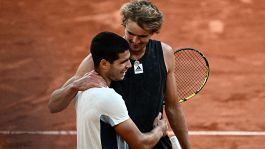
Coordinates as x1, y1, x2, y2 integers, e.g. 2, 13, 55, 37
168, 131, 265, 136
0, 130, 77, 135
1, 130, 265, 136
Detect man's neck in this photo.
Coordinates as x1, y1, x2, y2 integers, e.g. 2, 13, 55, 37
101, 76, 111, 87
130, 48, 146, 60
95, 69, 110, 87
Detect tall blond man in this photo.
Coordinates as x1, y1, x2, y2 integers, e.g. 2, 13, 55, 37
49, 1, 191, 148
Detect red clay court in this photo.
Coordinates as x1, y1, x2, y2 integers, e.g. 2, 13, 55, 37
0, 0, 265, 148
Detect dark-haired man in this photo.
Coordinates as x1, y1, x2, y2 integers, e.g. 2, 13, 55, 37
49, 0, 190, 148
74, 31, 167, 149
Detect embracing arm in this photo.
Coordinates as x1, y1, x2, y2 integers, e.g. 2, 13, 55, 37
114, 113, 167, 149
162, 43, 191, 149
48, 55, 99, 113
48, 76, 81, 113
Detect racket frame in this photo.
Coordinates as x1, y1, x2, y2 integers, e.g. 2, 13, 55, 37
174, 48, 210, 103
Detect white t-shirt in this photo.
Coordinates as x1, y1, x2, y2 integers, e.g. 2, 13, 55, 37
75, 87, 130, 149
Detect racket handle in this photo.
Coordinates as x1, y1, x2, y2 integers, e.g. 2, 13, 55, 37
170, 136, 182, 149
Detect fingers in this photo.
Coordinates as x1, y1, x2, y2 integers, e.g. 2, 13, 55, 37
153, 112, 161, 127
73, 70, 107, 91
154, 112, 162, 121
154, 112, 168, 136
89, 73, 107, 87
154, 113, 166, 125
157, 112, 162, 119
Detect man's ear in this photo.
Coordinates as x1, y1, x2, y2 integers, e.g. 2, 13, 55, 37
99, 59, 110, 70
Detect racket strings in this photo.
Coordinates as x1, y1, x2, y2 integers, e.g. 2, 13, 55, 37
174, 50, 208, 100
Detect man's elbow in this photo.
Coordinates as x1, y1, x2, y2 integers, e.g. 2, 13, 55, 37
48, 107, 57, 114
48, 103, 56, 113
48, 100, 61, 113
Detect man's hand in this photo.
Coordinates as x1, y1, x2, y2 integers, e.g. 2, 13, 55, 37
153, 112, 168, 136
72, 70, 107, 91
115, 113, 168, 149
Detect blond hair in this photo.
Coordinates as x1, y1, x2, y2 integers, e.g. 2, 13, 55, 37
120, 0, 163, 33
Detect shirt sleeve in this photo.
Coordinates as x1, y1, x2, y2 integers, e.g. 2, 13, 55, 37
100, 89, 130, 127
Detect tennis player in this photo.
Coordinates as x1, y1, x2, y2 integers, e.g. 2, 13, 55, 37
49, 0, 190, 148
75, 31, 167, 149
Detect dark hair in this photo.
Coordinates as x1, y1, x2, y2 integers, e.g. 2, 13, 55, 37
90, 32, 129, 68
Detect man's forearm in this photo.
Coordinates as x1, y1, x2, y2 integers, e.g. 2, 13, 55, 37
48, 84, 77, 113
48, 76, 79, 113
166, 105, 191, 149
139, 126, 164, 149
115, 115, 166, 149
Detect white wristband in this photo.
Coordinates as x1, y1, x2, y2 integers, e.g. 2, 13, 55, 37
170, 136, 182, 149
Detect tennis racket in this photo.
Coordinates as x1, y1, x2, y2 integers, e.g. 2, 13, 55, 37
168, 48, 210, 149
174, 48, 210, 103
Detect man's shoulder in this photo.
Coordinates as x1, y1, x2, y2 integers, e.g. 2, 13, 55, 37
149, 39, 173, 54
77, 88, 123, 108
82, 87, 120, 98
99, 87, 121, 97
161, 42, 173, 53
160, 42, 174, 73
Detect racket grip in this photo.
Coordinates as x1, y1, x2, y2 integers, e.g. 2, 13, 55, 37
170, 136, 182, 149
